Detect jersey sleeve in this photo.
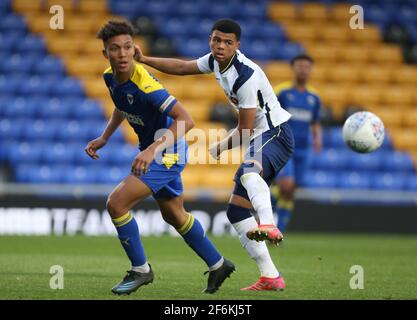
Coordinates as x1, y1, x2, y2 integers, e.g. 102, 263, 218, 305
147, 89, 177, 115
312, 96, 321, 123
236, 75, 258, 109
196, 53, 214, 74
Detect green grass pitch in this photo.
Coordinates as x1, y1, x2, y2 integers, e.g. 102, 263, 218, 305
1, 233, 416, 300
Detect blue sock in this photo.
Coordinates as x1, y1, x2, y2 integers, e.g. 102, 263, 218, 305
112, 212, 147, 267
177, 213, 222, 268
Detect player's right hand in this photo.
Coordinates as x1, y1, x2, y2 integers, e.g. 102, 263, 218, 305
85, 137, 107, 160
134, 45, 143, 62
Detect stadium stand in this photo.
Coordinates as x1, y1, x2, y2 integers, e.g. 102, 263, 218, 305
0, 0, 416, 199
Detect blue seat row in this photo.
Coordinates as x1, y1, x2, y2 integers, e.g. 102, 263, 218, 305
1, 141, 136, 166
0, 97, 104, 120
0, 119, 126, 143
310, 148, 415, 172
14, 164, 132, 184
0, 55, 66, 76
304, 170, 417, 191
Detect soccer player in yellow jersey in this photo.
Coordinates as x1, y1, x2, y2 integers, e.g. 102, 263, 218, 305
85, 20, 234, 295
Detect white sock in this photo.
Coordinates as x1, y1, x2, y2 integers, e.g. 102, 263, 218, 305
233, 217, 279, 278
240, 172, 275, 225
209, 257, 224, 271
131, 262, 150, 273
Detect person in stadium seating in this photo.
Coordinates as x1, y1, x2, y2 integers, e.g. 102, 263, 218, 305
85, 20, 235, 295
134, 18, 294, 291
272, 54, 322, 232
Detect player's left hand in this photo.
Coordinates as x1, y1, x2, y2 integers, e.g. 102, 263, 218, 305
131, 148, 155, 176
208, 143, 221, 160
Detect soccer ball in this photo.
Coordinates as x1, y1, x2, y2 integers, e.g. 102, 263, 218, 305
342, 111, 385, 153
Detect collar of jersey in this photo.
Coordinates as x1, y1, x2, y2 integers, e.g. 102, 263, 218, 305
220, 52, 237, 74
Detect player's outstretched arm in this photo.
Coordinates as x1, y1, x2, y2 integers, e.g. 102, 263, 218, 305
134, 45, 201, 76
131, 102, 194, 176
85, 108, 125, 160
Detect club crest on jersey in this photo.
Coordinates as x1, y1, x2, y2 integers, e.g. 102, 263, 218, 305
307, 95, 315, 107
127, 94, 134, 105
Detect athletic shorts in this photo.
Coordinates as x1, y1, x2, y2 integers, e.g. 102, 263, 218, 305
233, 122, 295, 199
136, 148, 187, 199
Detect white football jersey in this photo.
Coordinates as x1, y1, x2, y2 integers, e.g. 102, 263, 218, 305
197, 50, 291, 138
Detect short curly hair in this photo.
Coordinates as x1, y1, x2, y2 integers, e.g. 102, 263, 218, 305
97, 20, 136, 45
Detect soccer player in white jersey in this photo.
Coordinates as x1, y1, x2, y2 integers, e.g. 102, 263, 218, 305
135, 19, 294, 291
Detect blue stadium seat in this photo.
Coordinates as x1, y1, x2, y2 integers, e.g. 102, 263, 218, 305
2, 54, 37, 74
0, 119, 21, 140
52, 78, 84, 97
68, 142, 90, 165
15, 35, 46, 54
273, 42, 305, 61
158, 18, 190, 38
236, 2, 267, 20
34, 55, 66, 76
348, 152, 382, 171
380, 151, 414, 172
146, 0, 174, 17
186, 19, 215, 37
0, 34, 19, 54
42, 142, 75, 164
3, 97, 39, 118
337, 171, 372, 189
259, 23, 286, 42
304, 170, 338, 188
18, 76, 52, 96
77, 98, 101, 115
38, 98, 71, 119
23, 120, 56, 141
14, 164, 37, 182
107, 143, 138, 166
0, 75, 19, 95
364, 5, 392, 26
371, 172, 406, 190
55, 120, 90, 142
27, 165, 64, 183
63, 166, 98, 184
8, 142, 44, 164
86, 120, 111, 141
311, 148, 347, 170
0, 0, 11, 13
323, 127, 345, 149
242, 40, 273, 61
0, 14, 26, 33
96, 166, 128, 184
176, 38, 207, 58
405, 175, 417, 191
108, 0, 141, 20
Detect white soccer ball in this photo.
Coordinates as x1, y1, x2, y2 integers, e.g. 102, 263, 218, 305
342, 111, 385, 153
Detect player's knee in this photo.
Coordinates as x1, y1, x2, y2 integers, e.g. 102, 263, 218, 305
106, 196, 123, 217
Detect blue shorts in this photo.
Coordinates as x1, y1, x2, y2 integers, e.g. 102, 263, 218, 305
233, 122, 294, 200
277, 149, 312, 186
137, 149, 187, 199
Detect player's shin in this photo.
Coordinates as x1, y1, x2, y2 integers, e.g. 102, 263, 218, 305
112, 211, 149, 272
226, 204, 279, 278
177, 213, 223, 270
240, 172, 275, 225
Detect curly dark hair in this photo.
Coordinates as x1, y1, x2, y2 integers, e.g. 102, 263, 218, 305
290, 54, 314, 66
97, 20, 137, 45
